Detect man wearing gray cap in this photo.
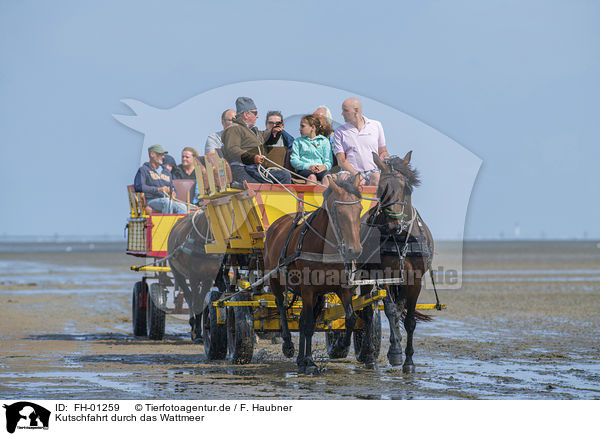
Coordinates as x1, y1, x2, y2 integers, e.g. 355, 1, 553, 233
134, 145, 187, 214
221, 97, 291, 185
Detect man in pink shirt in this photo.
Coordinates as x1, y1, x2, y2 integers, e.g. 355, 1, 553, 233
333, 98, 390, 185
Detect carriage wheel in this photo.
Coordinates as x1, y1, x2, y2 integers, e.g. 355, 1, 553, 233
202, 290, 227, 360
146, 283, 166, 340
353, 309, 382, 363
132, 281, 147, 337
325, 331, 350, 358
227, 292, 255, 364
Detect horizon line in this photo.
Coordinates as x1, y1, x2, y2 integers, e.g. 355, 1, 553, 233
0, 235, 598, 243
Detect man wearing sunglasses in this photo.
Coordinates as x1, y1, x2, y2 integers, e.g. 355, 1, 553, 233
264, 110, 294, 150
221, 97, 291, 185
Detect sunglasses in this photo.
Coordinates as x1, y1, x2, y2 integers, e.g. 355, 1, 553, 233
249, 110, 258, 116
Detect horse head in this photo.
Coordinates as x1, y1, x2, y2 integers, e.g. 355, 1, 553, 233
324, 173, 363, 261
373, 151, 421, 233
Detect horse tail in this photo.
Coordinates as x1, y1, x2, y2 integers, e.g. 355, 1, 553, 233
414, 310, 433, 322
400, 308, 433, 322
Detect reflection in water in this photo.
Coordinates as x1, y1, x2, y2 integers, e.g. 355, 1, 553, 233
1, 241, 599, 399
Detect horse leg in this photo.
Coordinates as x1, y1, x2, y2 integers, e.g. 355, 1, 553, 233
271, 280, 294, 358
359, 304, 378, 369
384, 286, 403, 366
172, 268, 199, 343
300, 293, 319, 375
188, 277, 205, 344
357, 285, 378, 369
402, 287, 419, 373
213, 257, 228, 294
297, 305, 307, 373
333, 289, 357, 356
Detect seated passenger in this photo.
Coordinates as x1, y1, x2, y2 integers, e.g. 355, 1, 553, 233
263, 110, 294, 149
134, 145, 187, 214
313, 105, 334, 142
162, 154, 177, 173
221, 97, 291, 185
263, 110, 295, 173
333, 97, 390, 186
204, 109, 236, 163
172, 146, 200, 180
290, 115, 332, 185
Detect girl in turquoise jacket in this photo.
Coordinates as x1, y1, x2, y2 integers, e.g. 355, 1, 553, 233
290, 114, 333, 184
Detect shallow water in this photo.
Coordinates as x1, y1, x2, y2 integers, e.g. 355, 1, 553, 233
1, 241, 599, 399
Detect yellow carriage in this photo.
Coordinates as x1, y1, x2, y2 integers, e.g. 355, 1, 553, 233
125, 155, 442, 362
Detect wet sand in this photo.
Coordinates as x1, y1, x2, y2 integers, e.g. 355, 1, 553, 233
1, 241, 599, 399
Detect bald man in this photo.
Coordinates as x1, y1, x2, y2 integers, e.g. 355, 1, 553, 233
332, 98, 389, 185
204, 108, 236, 159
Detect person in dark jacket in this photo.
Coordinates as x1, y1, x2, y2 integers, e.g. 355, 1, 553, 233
221, 97, 291, 185
263, 110, 295, 172
172, 146, 200, 180
264, 110, 294, 149
162, 154, 177, 173
134, 145, 187, 214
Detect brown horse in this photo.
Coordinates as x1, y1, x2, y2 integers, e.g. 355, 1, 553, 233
357, 152, 434, 372
264, 174, 364, 374
167, 210, 225, 343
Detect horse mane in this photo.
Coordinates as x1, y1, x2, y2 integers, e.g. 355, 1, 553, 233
323, 176, 361, 200
385, 156, 421, 194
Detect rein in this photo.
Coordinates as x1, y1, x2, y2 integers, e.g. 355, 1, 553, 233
376, 169, 413, 229
257, 161, 363, 258
268, 189, 363, 295
323, 196, 362, 255
359, 205, 418, 268
358, 165, 418, 275
190, 208, 213, 243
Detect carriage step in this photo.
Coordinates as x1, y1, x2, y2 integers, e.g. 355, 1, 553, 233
131, 265, 171, 272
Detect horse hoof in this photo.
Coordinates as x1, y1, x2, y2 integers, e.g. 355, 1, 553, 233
282, 342, 295, 358
402, 364, 416, 374
190, 331, 204, 344
297, 364, 307, 375
303, 358, 319, 375
365, 361, 379, 370
305, 365, 320, 376
387, 351, 403, 366
330, 343, 350, 359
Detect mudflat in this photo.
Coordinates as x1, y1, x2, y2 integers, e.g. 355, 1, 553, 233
1, 241, 599, 399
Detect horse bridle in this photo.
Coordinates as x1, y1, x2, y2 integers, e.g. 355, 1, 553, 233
311, 192, 362, 257
378, 171, 411, 233
358, 170, 417, 269
323, 195, 362, 258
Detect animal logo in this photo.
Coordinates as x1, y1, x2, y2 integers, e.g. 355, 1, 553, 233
3, 402, 50, 433
113, 80, 481, 288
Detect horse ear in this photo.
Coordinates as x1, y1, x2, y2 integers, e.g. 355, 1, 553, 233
328, 175, 342, 193
353, 173, 362, 188
403, 150, 413, 164
372, 152, 389, 172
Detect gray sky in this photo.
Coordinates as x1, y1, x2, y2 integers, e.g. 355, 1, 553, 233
1, 0, 598, 240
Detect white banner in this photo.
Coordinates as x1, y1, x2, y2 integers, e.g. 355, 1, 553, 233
0, 399, 595, 436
